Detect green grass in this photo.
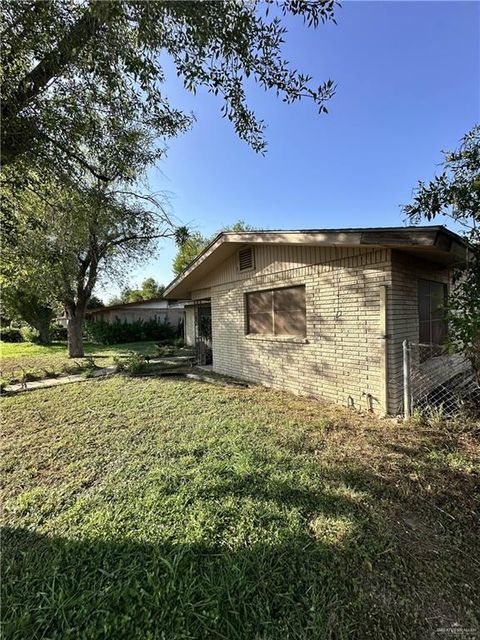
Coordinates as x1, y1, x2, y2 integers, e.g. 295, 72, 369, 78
1, 377, 479, 639
0, 340, 158, 381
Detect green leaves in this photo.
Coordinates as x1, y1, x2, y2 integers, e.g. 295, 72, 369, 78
2, 0, 338, 179
403, 125, 480, 379
403, 126, 480, 223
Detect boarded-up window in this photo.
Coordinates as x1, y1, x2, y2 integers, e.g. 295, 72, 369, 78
246, 286, 306, 336
418, 279, 448, 349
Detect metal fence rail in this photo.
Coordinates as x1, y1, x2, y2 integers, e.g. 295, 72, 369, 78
402, 340, 479, 419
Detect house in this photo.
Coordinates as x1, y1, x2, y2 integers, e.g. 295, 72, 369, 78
86, 298, 185, 330
164, 226, 471, 415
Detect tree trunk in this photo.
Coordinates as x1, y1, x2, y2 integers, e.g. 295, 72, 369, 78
37, 318, 51, 345
67, 310, 85, 358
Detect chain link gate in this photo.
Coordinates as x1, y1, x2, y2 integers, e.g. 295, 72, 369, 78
402, 340, 479, 419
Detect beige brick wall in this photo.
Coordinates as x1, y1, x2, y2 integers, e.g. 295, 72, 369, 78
186, 243, 461, 415
209, 247, 391, 413
387, 251, 469, 414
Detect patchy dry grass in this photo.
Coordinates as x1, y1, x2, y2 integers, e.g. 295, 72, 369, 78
0, 341, 158, 382
1, 377, 479, 639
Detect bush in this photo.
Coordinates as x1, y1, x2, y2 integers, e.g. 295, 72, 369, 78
113, 352, 148, 375
0, 327, 24, 343
50, 323, 68, 341
20, 326, 39, 342
85, 318, 175, 345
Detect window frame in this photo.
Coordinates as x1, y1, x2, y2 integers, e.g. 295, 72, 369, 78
417, 278, 448, 356
245, 284, 306, 337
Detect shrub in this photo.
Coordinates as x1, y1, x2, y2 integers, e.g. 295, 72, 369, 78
81, 358, 98, 379
42, 368, 59, 379
50, 323, 68, 341
0, 327, 24, 343
20, 326, 39, 342
85, 318, 175, 345
21, 368, 42, 383
156, 344, 176, 357
113, 352, 147, 375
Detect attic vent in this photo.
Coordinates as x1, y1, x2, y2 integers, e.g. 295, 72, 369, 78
238, 247, 254, 271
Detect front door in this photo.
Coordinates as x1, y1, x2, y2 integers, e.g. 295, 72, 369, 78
195, 302, 212, 365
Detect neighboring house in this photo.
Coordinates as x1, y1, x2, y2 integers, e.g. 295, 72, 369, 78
164, 226, 471, 415
86, 298, 185, 330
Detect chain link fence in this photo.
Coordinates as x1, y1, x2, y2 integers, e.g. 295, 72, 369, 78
402, 340, 480, 419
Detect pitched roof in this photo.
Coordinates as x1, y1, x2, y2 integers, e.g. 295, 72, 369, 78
164, 225, 469, 299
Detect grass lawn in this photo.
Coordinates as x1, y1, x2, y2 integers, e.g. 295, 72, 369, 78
2, 376, 479, 639
0, 340, 158, 381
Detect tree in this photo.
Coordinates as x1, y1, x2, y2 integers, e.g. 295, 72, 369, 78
2, 289, 55, 345
172, 232, 210, 276
172, 220, 254, 275
1, 0, 337, 183
109, 278, 165, 304
86, 296, 105, 310
139, 278, 165, 300
403, 125, 480, 377
1, 169, 179, 358
1, 221, 59, 343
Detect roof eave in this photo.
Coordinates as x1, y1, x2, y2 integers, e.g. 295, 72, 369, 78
163, 226, 469, 299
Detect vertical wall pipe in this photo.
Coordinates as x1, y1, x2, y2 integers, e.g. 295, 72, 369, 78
403, 339, 412, 420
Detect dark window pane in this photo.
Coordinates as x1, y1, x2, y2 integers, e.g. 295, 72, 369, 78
248, 312, 273, 334
419, 320, 431, 344
274, 311, 306, 336
431, 319, 447, 346
248, 291, 272, 314
418, 296, 430, 325
274, 287, 306, 313
246, 286, 306, 336
418, 279, 430, 299
431, 283, 447, 321
418, 280, 448, 350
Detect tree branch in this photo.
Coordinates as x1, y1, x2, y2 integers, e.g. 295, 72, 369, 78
2, 1, 118, 121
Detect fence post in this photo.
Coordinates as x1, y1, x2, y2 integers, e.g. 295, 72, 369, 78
403, 339, 412, 420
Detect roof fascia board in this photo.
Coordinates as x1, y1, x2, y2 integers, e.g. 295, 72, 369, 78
164, 226, 468, 298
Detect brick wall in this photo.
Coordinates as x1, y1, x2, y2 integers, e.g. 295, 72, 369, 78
188, 244, 460, 415
387, 251, 469, 414
209, 247, 391, 413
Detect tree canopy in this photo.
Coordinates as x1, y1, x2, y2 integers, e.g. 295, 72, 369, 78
172, 220, 255, 275
1, 0, 338, 356
86, 296, 105, 310
403, 125, 480, 378
1, 162, 178, 355
2, 0, 337, 183
109, 278, 166, 305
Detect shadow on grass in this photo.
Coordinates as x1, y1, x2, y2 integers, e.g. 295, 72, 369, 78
2, 375, 479, 639
2, 460, 479, 640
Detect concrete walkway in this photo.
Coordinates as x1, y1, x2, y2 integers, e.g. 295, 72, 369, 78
3, 365, 117, 394
2, 356, 194, 395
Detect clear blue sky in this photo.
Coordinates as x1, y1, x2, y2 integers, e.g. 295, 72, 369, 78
101, 0, 479, 300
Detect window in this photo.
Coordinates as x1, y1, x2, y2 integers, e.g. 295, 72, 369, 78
418, 279, 448, 349
238, 247, 254, 271
246, 285, 306, 336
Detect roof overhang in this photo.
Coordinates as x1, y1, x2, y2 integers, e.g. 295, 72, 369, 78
164, 226, 471, 299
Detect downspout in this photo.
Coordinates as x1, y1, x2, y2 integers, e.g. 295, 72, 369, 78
379, 285, 389, 416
